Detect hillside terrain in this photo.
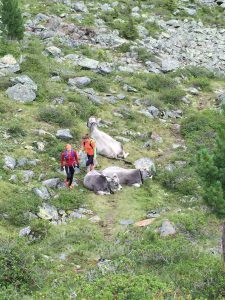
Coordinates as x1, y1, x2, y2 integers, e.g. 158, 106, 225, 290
0, 0, 225, 299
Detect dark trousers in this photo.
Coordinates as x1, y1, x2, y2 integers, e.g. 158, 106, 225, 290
86, 155, 94, 167
65, 166, 75, 186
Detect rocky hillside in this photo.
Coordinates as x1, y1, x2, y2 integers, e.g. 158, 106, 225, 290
0, 0, 225, 299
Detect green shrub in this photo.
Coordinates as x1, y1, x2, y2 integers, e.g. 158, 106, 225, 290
67, 94, 97, 121
39, 106, 73, 127
0, 239, 42, 292
0, 189, 41, 226
116, 43, 131, 53
8, 122, 26, 137
159, 89, 185, 104
30, 219, 51, 241
136, 48, 156, 63
146, 75, 175, 91
50, 189, 85, 210
90, 77, 109, 93
145, 22, 162, 37
189, 77, 211, 91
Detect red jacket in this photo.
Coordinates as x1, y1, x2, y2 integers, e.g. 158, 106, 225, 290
61, 150, 79, 167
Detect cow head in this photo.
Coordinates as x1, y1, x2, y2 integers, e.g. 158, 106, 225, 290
87, 116, 100, 129
140, 169, 153, 180
106, 173, 122, 193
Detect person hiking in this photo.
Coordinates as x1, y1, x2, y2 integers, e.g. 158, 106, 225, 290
60, 144, 79, 189
82, 134, 96, 172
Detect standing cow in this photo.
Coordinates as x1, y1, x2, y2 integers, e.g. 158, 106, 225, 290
87, 117, 129, 159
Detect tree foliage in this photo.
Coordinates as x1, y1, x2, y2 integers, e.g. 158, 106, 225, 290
197, 108, 225, 215
0, 0, 24, 40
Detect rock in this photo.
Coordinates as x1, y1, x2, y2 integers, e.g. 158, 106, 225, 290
78, 57, 99, 69
42, 178, 60, 188
56, 129, 73, 140
9, 175, 18, 183
17, 157, 28, 167
89, 215, 101, 223
147, 210, 160, 218
160, 220, 176, 237
101, 3, 112, 11
68, 211, 86, 219
97, 259, 115, 274
187, 87, 199, 95
59, 253, 67, 261
45, 46, 62, 57
134, 157, 156, 174
123, 84, 137, 92
134, 219, 155, 227
38, 203, 59, 220
19, 226, 31, 237
120, 219, 134, 225
0, 55, 20, 76
165, 164, 176, 172
10, 75, 37, 91
23, 170, 35, 183
161, 58, 180, 72
37, 142, 45, 152
117, 94, 125, 100
4, 156, 16, 170
33, 186, 50, 200
6, 83, 36, 102
148, 106, 160, 118
68, 77, 91, 88
151, 132, 163, 143
98, 62, 113, 75
216, 93, 225, 106
71, 1, 88, 13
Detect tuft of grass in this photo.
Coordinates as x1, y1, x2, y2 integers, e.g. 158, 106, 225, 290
159, 89, 185, 104
146, 74, 175, 91
38, 106, 74, 127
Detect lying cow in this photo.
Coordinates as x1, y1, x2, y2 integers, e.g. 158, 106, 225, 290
87, 117, 129, 159
102, 166, 151, 187
83, 170, 122, 195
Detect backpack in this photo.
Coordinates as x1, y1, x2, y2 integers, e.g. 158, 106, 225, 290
64, 150, 75, 159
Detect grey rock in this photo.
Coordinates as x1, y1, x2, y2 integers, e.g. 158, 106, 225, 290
9, 175, 18, 183
71, 1, 88, 13
68, 77, 91, 87
19, 226, 31, 237
187, 87, 199, 95
56, 129, 73, 140
10, 75, 37, 91
42, 178, 60, 188
38, 203, 59, 220
4, 156, 16, 169
0, 55, 20, 76
89, 215, 101, 223
134, 157, 156, 174
123, 84, 137, 92
148, 105, 160, 118
6, 83, 36, 102
161, 58, 180, 72
17, 157, 28, 167
117, 94, 126, 100
216, 93, 225, 106
120, 219, 134, 225
98, 62, 113, 75
160, 220, 176, 237
23, 170, 35, 183
45, 46, 62, 57
33, 186, 50, 200
101, 3, 112, 11
68, 211, 86, 219
165, 164, 176, 172
78, 57, 99, 69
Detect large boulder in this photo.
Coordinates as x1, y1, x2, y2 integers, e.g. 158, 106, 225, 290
68, 76, 91, 88
56, 129, 73, 140
161, 58, 180, 73
37, 203, 59, 220
0, 55, 20, 76
71, 1, 88, 13
4, 156, 16, 170
33, 186, 50, 200
6, 75, 37, 102
78, 57, 99, 70
42, 178, 60, 188
45, 46, 62, 57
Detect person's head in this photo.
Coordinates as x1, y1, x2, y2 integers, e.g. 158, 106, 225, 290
83, 134, 89, 141
65, 144, 72, 151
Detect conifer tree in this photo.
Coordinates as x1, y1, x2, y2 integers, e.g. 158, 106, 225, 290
0, 0, 24, 40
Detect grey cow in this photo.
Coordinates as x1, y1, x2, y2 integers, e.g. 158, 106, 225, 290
87, 117, 129, 159
83, 170, 122, 195
102, 166, 151, 187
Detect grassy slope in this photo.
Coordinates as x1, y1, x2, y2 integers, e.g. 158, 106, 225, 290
0, 0, 225, 299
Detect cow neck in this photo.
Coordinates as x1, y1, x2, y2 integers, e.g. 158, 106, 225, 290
139, 170, 144, 184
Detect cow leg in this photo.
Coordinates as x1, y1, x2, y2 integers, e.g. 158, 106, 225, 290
97, 191, 110, 195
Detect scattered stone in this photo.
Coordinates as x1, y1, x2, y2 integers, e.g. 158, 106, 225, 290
165, 164, 176, 172
33, 186, 50, 200
71, 1, 88, 13
0, 55, 20, 76
98, 62, 113, 75
147, 210, 161, 218
6, 79, 37, 102
68, 211, 86, 219
17, 157, 28, 167
89, 215, 101, 223
187, 87, 199, 95
9, 175, 18, 183
68, 77, 91, 88
161, 58, 180, 72
148, 106, 160, 118
42, 178, 60, 188
4, 156, 16, 170
23, 170, 35, 183
38, 203, 59, 220
120, 219, 134, 225
56, 129, 73, 140
10, 75, 37, 91
123, 84, 137, 93
160, 220, 176, 237
216, 93, 225, 106
19, 226, 31, 237
37, 142, 45, 152
78, 57, 99, 69
45, 46, 62, 57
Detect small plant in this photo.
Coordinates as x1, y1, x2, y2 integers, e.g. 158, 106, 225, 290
159, 89, 185, 104
39, 106, 73, 127
145, 22, 162, 38
30, 219, 51, 241
67, 94, 97, 120
146, 74, 175, 91
136, 48, 156, 63
188, 77, 211, 91
0, 0, 24, 40
50, 189, 85, 210
116, 43, 131, 53
8, 122, 26, 137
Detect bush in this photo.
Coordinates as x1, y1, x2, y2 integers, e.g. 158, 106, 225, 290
136, 48, 156, 63
30, 219, 51, 241
90, 78, 109, 93
159, 89, 185, 104
67, 94, 97, 121
0, 239, 42, 292
146, 75, 175, 91
189, 77, 211, 91
145, 22, 162, 38
8, 122, 26, 137
116, 43, 131, 53
39, 106, 74, 127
